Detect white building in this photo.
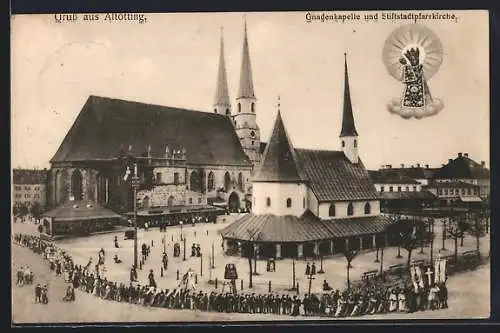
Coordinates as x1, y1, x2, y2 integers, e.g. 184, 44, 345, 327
221, 55, 392, 259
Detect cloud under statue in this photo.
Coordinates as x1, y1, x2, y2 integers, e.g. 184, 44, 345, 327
383, 24, 444, 120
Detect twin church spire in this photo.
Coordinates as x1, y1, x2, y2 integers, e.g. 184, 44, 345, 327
214, 17, 261, 166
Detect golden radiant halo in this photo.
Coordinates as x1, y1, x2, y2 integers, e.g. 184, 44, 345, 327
383, 24, 443, 81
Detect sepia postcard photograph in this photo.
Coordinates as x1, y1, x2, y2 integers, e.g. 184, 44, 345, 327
11, 10, 490, 324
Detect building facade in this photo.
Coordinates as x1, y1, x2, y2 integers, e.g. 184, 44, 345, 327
12, 169, 49, 209
221, 55, 392, 259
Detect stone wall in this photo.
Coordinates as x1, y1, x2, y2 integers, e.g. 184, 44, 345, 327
137, 184, 187, 207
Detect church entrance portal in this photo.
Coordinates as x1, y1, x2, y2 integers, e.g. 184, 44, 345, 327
228, 192, 240, 212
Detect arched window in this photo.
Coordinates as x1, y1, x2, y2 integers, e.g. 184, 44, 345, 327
224, 172, 231, 192
364, 202, 371, 215
303, 197, 306, 209
71, 169, 83, 201
237, 172, 244, 191
251, 102, 255, 112
190, 171, 200, 192
329, 203, 336, 217
266, 197, 271, 207
207, 172, 215, 191
225, 108, 230, 115
354, 139, 357, 148
167, 195, 174, 207
238, 103, 241, 113
342, 140, 345, 148
347, 202, 354, 216
214, 108, 217, 113
286, 198, 292, 208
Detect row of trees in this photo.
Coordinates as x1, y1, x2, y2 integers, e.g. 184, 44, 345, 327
12, 201, 43, 222
342, 209, 488, 289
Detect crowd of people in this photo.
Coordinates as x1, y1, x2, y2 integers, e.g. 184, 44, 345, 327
14, 232, 449, 318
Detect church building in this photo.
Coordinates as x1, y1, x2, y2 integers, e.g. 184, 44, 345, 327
47, 18, 262, 221
220, 55, 392, 259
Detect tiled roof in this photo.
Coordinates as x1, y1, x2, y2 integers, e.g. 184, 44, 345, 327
43, 200, 121, 222
369, 170, 420, 184
295, 149, 378, 202
50, 96, 252, 167
379, 191, 436, 200
433, 156, 490, 180
13, 169, 49, 185
429, 181, 478, 189
213, 33, 231, 107
220, 211, 393, 242
253, 111, 307, 183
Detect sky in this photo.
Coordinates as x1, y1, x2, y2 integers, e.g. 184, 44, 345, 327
11, 11, 490, 170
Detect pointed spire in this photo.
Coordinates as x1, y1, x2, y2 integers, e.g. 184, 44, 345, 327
340, 53, 359, 137
213, 27, 231, 108
253, 108, 306, 183
237, 16, 255, 99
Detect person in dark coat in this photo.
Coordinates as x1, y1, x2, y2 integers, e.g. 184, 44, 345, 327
305, 262, 311, 276
35, 284, 42, 303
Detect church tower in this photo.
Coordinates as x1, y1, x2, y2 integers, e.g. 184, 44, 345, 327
213, 28, 231, 116
339, 53, 359, 164
234, 17, 261, 166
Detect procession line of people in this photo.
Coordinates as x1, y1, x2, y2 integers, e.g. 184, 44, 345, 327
14, 233, 449, 318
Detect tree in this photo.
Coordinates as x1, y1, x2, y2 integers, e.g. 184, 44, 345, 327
342, 249, 359, 289
12, 204, 19, 218
18, 203, 29, 218
398, 221, 422, 271
445, 214, 470, 262
30, 201, 43, 223
245, 229, 263, 288
468, 211, 486, 258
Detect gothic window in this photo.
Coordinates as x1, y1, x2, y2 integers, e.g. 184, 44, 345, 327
251, 141, 254, 146
238, 103, 241, 113
342, 140, 345, 148
397, 186, 402, 192
250, 131, 255, 137
174, 173, 179, 185
467, 189, 471, 195
381, 186, 385, 192
237, 173, 244, 191
389, 186, 393, 192
266, 197, 271, 207
189, 198, 193, 204
156, 172, 162, 184
71, 169, 83, 201
303, 197, 306, 209
329, 203, 336, 217
405, 186, 409, 192
364, 202, 371, 215
208, 172, 215, 191
413, 186, 417, 191
286, 198, 292, 208
251, 102, 255, 112
198, 197, 202, 204
354, 139, 357, 148
190, 171, 200, 192
224, 172, 231, 192
347, 202, 354, 216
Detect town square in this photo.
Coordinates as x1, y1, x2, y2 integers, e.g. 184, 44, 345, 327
11, 11, 490, 323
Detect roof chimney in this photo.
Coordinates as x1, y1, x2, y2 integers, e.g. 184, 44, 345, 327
388, 164, 392, 168
448, 159, 453, 163
417, 163, 421, 168
400, 164, 405, 168
481, 161, 485, 167
425, 164, 429, 169
464, 153, 469, 158
458, 152, 462, 158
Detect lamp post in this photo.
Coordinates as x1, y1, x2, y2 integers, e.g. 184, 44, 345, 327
180, 221, 184, 241
183, 235, 187, 261
211, 241, 215, 269
307, 268, 316, 297
131, 163, 141, 269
